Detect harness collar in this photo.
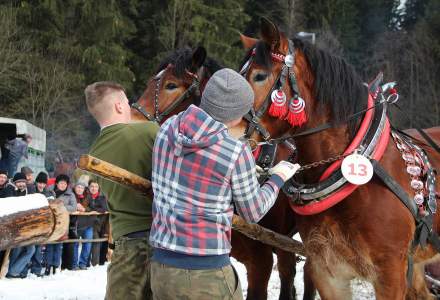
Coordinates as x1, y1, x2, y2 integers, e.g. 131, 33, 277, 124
285, 86, 393, 215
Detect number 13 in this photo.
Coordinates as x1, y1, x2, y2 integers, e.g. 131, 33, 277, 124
348, 163, 367, 177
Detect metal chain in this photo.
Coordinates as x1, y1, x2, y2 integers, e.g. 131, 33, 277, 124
154, 77, 161, 121
296, 152, 353, 173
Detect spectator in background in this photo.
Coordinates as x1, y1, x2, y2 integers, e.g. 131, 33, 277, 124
6, 172, 36, 279
45, 174, 76, 275
22, 172, 55, 277
72, 176, 94, 270
21, 166, 34, 185
87, 180, 109, 266
0, 169, 14, 198
0, 169, 14, 271
34, 172, 55, 199
0, 135, 32, 178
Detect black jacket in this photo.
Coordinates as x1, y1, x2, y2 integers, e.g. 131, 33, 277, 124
13, 184, 35, 197
77, 193, 108, 230
0, 183, 15, 198
35, 184, 56, 199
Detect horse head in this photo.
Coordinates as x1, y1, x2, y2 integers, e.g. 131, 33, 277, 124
131, 46, 222, 123
239, 18, 369, 180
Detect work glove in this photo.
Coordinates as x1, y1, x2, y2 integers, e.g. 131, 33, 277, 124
255, 165, 265, 178
269, 161, 301, 182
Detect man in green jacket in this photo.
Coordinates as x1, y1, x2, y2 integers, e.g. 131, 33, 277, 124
85, 81, 159, 300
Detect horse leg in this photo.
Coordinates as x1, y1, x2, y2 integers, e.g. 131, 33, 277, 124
406, 262, 435, 300
245, 244, 274, 300
302, 259, 317, 300
231, 232, 274, 300
373, 260, 408, 300
306, 259, 352, 300
275, 249, 296, 300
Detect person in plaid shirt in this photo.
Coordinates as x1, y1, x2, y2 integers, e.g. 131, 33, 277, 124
149, 69, 300, 300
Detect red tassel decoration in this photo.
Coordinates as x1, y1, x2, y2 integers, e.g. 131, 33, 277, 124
285, 97, 307, 127
268, 90, 288, 118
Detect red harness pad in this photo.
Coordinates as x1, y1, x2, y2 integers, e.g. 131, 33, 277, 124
291, 94, 391, 215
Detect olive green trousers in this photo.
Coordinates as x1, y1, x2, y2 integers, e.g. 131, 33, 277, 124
105, 236, 152, 300
150, 261, 243, 300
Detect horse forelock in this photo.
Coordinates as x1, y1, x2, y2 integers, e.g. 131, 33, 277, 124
156, 47, 222, 79
239, 41, 273, 71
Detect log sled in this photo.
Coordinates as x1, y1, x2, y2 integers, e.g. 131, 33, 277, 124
78, 154, 306, 256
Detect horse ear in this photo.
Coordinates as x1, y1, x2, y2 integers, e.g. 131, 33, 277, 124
260, 17, 280, 50
191, 46, 207, 71
240, 33, 257, 49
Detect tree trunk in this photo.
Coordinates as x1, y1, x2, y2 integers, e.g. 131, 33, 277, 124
78, 154, 306, 255
0, 199, 69, 250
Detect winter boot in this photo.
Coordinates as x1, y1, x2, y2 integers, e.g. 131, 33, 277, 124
44, 266, 51, 276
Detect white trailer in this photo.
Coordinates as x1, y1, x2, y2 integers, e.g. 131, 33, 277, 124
0, 117, 47, 174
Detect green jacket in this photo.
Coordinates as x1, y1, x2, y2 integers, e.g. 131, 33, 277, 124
89, 122, 159, 240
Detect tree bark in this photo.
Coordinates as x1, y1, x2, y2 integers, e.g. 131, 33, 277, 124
0, 249, 11, 279
78, 154, 306, 255
0, 200, 69, 251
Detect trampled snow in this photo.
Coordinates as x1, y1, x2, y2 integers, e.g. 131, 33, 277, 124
0, 194, 48, 217
0, 257, 375, 299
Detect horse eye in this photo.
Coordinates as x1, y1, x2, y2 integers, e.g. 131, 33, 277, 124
253, 73, 268, 82
165, 82, 178, 90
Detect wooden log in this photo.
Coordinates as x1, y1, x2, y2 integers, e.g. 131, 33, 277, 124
47, 200, 69, 243
78, 154, 306, 255
78, 154, 151, 193
0, 249, 11, 279
0, 195, 68, 250
70, 211, 109, 216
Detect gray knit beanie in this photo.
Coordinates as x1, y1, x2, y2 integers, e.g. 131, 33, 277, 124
200, 68, 254, 123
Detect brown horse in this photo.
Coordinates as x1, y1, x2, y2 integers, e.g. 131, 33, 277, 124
238, 18, 440, 299
130, 46, 304, 299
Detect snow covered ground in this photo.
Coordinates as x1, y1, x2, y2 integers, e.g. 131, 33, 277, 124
0, 256, 375, 300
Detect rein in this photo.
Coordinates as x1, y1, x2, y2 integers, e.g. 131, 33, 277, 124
131, 65, 201, 123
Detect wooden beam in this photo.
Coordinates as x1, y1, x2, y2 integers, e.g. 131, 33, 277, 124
78, 154, 306, 255
0, 249, 11, 279
0, 199, 68, 251
78, 155, 151, 193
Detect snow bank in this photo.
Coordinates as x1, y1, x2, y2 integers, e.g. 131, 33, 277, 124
0, 257, 375, 300
0, 193, 48, 217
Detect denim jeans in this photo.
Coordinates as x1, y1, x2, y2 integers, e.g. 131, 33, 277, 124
7, 246, 35, 276
73, 227, 93, 268
21, 245, 44, 276
31, 245, 43, 274
6, 156, 21, 179
45, 244, 62, 267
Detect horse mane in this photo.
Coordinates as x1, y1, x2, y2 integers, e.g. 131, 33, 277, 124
242, 39, 368, 134
156, 47, 223, 78
292, 38, 368, 128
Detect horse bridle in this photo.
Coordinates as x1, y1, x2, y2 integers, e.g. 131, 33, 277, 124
131, 65, 201, 123
240, 40, 302, 141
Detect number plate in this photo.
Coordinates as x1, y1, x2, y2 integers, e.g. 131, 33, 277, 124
341, 154, 374, 185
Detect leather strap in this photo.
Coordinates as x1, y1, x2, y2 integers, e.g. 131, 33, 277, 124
416, 128, 440, 154
372, 159, 440, 253
131, 102, 155, 122
371, 159, 418, 218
